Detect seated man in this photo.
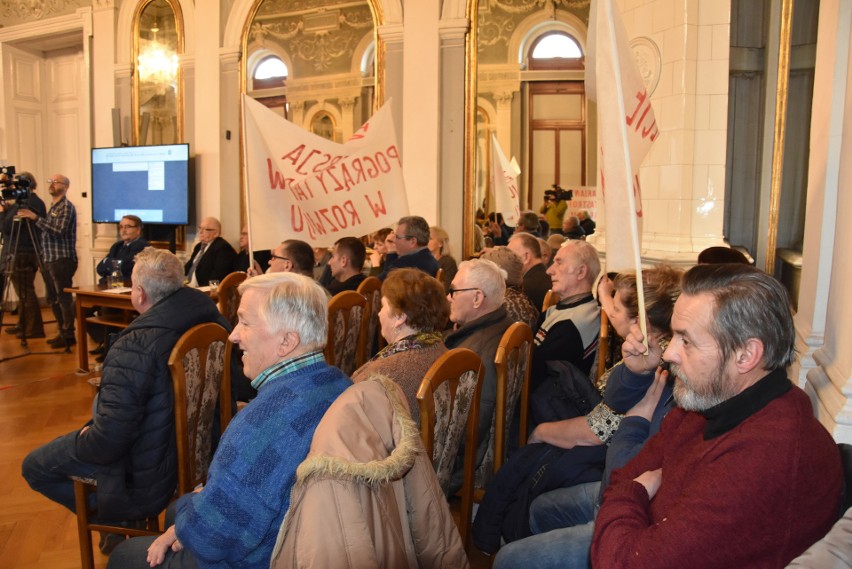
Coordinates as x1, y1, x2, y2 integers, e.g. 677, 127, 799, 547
444, 259, 513, 491
95, 215, 148, 284
184, 217, 237, 286
232, 225, 270, 274
325, 236, 367, 295
508, 232, 552, 311
108, 273, 352, 568
267, 238, 315, 278
22, 248, 229, 550
378, 215, 439, 280
561, 216, 586, 241
591, 264, 842, 568
530, 239, 600, 405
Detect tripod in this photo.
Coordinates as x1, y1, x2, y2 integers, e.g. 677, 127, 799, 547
0, 211, 65, 361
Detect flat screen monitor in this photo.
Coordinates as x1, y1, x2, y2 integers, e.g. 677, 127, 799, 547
91, 143, 190, 225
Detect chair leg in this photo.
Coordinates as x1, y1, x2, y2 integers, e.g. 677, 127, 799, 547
73, 480, 95, 569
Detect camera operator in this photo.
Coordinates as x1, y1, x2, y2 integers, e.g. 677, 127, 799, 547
540, 187, 568, 236
17, 174, 77, 348
1, 171, 47, 339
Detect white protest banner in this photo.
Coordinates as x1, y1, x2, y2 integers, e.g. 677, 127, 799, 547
242, 94, 409, 250
490, 133, 521, 227
586, 0, 658, 273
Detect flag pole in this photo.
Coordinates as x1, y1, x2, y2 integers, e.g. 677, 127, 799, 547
604, 0, 649, 351
240, 94, 256, 271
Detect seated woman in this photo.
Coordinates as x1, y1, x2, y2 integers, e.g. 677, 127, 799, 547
472, 265, 682, 552
428, 226, 458, 291
351, 268, 450, 423
368, 227, 393, 275
480, 245, 539, 331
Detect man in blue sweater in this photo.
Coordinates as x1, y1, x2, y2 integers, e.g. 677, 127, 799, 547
109, 272, 351, 568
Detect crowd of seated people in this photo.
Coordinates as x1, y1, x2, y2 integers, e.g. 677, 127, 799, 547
20, 203, 848, 569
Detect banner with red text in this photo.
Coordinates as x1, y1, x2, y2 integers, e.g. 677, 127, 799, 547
586, 0, 658, 272
490, 133, 521, 227
243, 95, 409, 250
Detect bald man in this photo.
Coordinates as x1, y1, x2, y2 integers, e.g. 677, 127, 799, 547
184, 217, 237, 286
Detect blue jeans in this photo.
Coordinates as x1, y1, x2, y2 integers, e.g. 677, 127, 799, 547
21, 431, 98, 514
493, 482, 600, 569
44, 257, 77, 338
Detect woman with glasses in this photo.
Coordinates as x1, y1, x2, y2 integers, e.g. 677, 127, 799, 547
351, 268, 449, 423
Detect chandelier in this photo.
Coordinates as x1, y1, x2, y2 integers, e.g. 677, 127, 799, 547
137, 20, 178, 87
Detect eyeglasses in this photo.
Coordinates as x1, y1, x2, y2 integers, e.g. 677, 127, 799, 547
119, 224, 138, 229
270, 254, 290, 262
394, 233, 414, 241
46, 179, 66, 185
197, 227, 217, 233
447, 287, 480, 298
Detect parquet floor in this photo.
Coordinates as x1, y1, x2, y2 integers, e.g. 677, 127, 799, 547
0, 307, 108, 569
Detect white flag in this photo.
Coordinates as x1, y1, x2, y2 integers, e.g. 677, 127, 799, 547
242, 95, 409, 250
490, 133, 521, 227
586, 0, 658, 273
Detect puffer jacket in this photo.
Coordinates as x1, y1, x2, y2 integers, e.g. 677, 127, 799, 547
75, 286, 228, 521
270, 375, 469, 569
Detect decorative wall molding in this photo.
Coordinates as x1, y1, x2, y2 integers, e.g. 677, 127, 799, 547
631, 36, 661, 95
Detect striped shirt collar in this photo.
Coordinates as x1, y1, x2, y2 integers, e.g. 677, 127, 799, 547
250, 350, 325, 390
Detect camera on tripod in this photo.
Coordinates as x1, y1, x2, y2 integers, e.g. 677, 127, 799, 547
544, 183, 573, 202
0, 166, 34, 203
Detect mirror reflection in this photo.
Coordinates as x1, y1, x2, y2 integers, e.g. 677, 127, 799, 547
134, 0, 183, 145
245, 0, 378, 142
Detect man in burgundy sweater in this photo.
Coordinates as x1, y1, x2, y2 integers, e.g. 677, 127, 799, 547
591, 264, 842, 569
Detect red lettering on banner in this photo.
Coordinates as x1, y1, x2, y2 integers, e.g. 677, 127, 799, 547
386, 145, 400, 166
363, 156, 378, 177
267, 159, 291, 190
282, 145, 305, 166
296, 148, 321, 175
349, 122, 370, 141
351, 159, 367, 185
316, 170, 330, 194
365, 191, 387, 218
375, 152, 390, 173
318, 209, 339, 232
626, 89, 659, 141
312, 153, 334, 172
339, 163, 355, 191
325, 168, 344, 193
342, 200, 361, 225
291, 205, 305, 233
633, 174, 643, 218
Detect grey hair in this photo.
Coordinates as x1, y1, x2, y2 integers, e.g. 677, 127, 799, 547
133, 247, 185, 304
459, 258, 506, 309
509, 232, 542, 259
561, 240, 601, 286
681, 264, 796, 370
238, 272, 328, 350
397, 216, 431, 246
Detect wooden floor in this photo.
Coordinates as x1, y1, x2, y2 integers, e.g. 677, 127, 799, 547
0, 307, 494, 569
0, 308, 109, 568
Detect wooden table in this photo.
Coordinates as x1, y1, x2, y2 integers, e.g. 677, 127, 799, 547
66, 285, 137, 372
67, 284, 218, 372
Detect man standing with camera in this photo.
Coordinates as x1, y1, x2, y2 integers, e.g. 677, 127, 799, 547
0, 171, 47, 339
18, 173, 77, 348
540, 188, 568, 236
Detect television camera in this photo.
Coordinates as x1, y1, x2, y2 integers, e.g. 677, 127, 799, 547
0, 166, 34, 203
544, 183, 573, 202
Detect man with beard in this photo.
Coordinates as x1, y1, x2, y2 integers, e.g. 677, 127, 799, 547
590, 264, 842, 569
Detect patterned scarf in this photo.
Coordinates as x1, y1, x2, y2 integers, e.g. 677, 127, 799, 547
371, 331, 443, 361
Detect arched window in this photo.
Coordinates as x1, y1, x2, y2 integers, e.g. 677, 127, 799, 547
252, 55, 287, 89
529, 32, 584, 70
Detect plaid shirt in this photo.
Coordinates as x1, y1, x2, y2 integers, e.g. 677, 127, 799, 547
250, 351, 326, 391
37, 196, 77, 262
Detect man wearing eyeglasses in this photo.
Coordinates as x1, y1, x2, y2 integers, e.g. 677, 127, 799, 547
267, 239, 315, 278
96, 215, 148, 285
17, 173, 77, 347
378, 216, 439, 281
444, 258, 513, 493
184, 217, 236, 286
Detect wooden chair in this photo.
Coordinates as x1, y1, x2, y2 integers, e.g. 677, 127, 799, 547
216, 271, 247, 328
73, 322, 233, 569
435, 267, 445, 289
596, 310, 610, 381
542, 289, 559, 312
356, 276, 382, 365
325, 290, 368, 376
416, 348, 484, 546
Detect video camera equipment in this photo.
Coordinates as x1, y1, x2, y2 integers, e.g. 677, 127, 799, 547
0, 165, 34, 202
545, 183, 573, 202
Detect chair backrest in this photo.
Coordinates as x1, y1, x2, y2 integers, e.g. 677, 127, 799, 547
217, 271, 247, 328
356, 276, 382, 365
596, 309, 610, 381
488, 322, 534, 477
435, 267, 445, 289
542, 289, 559, 312
416, 348, 484, 545
167, 322, 233, 495
325, 290, 368, 376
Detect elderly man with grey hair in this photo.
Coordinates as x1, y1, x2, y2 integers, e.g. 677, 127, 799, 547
378, 215, 439, 280
23, 248, 230, 553
445, 258, 514, 492
109, 272, 352, 569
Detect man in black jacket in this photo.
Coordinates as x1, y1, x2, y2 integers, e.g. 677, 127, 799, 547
184, 217, 236, 286
23, 248, 230, 550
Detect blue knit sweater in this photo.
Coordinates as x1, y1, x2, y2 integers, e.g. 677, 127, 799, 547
174, 360, 351, 568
